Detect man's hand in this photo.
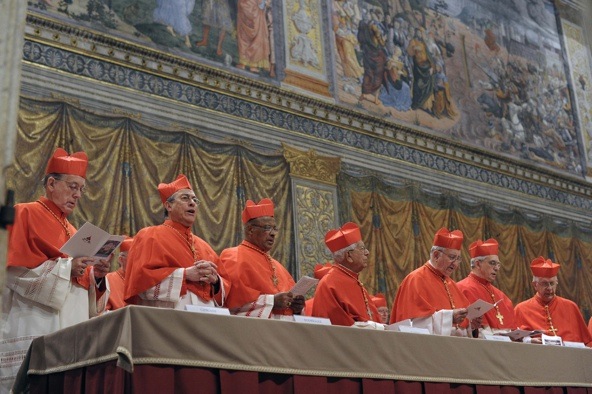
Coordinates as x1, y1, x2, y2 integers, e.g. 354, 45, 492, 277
470, 315, 483, 330
452, 308, 468, 325
93, 258, 111, 279
274, 292, 294, 309
289, 295, 305, 314
71, 257, 92, 278
185, 261, 219, 284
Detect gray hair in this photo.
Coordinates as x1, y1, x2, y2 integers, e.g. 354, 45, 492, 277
333, 243, 357, 264
43, 173, 63, 186
470, 256, 487, 268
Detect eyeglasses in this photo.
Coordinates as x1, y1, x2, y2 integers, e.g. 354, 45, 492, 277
486, 260, 502, 268
251, 224, 279, 233
351, 244, 368, 252
55, 179, 86, 194
442, 252, 462, 263
176, 194, 200, 205
536, 281, 558, 288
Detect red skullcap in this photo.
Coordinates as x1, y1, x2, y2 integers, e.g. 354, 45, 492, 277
158, 174, 193, 204
45, 148, 88, 178
371, 293, 387, 308
325, 222, 362, 253
469, 238, 499, 258
433, 227, 464, 250
530, 256, 560, 278
313, 262, 332, 279
119, 237, 134, 252
242, 198, 274, 223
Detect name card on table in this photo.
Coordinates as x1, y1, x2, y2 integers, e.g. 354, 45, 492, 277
563, 341, 587, 348
541, 334, 563, 346
483, 334, 512, 342
293, 315, 332, 325
396, 325, 431, 335
185, 305, 231, 315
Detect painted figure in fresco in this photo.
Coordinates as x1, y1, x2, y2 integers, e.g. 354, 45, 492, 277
237, 0, 272, 74
153, 0, 195, 48
196, 0, 233, 56
379, 46, 411, 112
432, 61, 455, 118
407, 27, 434, 111
357, 6, 388, 105
290, 0, 319, 68
333, 0, 364, 81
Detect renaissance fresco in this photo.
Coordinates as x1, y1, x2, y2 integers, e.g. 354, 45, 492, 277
333, 0, 584, 175
29, 0, 587, 175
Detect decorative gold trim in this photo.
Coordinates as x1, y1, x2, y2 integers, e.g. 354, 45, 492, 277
283, 143, 341, 185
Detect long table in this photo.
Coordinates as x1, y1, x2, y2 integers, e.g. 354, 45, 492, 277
14, 306, 592, 393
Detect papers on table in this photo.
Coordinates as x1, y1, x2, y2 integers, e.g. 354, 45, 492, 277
290, 275, 319, 296
466, 299, 501, 320
498, 329, 543, 341
60, 222, 125, 263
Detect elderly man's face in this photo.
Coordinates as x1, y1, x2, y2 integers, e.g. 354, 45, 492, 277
166, 189, 198, 227
343, 241, 369, 273
377, 306, 389, 324
475, 255, 501, 283
118, 251, 128, 272
246, 216, 278, 252
47, 175, 85, 215
432, 248, 462, 277
533, 276, 558, 303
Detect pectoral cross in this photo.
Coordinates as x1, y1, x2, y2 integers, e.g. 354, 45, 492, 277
544, 305, 558, 336
495, 310, 504, 325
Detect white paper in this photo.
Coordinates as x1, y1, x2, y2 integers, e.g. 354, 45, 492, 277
563, 341, 587, 348
541, 334, 563, 346
498, 329, 543, 341
185, 305, 231, 315
293, 315, 331, 325
483, 334, 512, 342
290, 275, 319, 296
466, 299, 501, 320
396, 325, 431, 335
59, 222, 125, 262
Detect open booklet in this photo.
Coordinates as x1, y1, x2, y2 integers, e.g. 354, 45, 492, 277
290, 275, 319, 296
466, 298, 502, 320
60, 222, 125, 264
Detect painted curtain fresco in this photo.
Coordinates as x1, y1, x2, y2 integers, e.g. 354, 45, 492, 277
30, 0, 585, 175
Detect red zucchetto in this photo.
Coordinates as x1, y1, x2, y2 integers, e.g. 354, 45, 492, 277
371, 293, 387, 308
158, 174, 193, 204
469, 238, 499, 258
242, 198, 274, 223
313, 262, 332, 279
433, 227, 464, 250
119, 237, 134, 252
45, 148, 88, 178
530, 257, 560, 278
325, 222, 362, 253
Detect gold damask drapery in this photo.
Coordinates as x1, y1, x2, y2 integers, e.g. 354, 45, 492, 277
8, 97, 295, 272
338, 173, 592, 319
